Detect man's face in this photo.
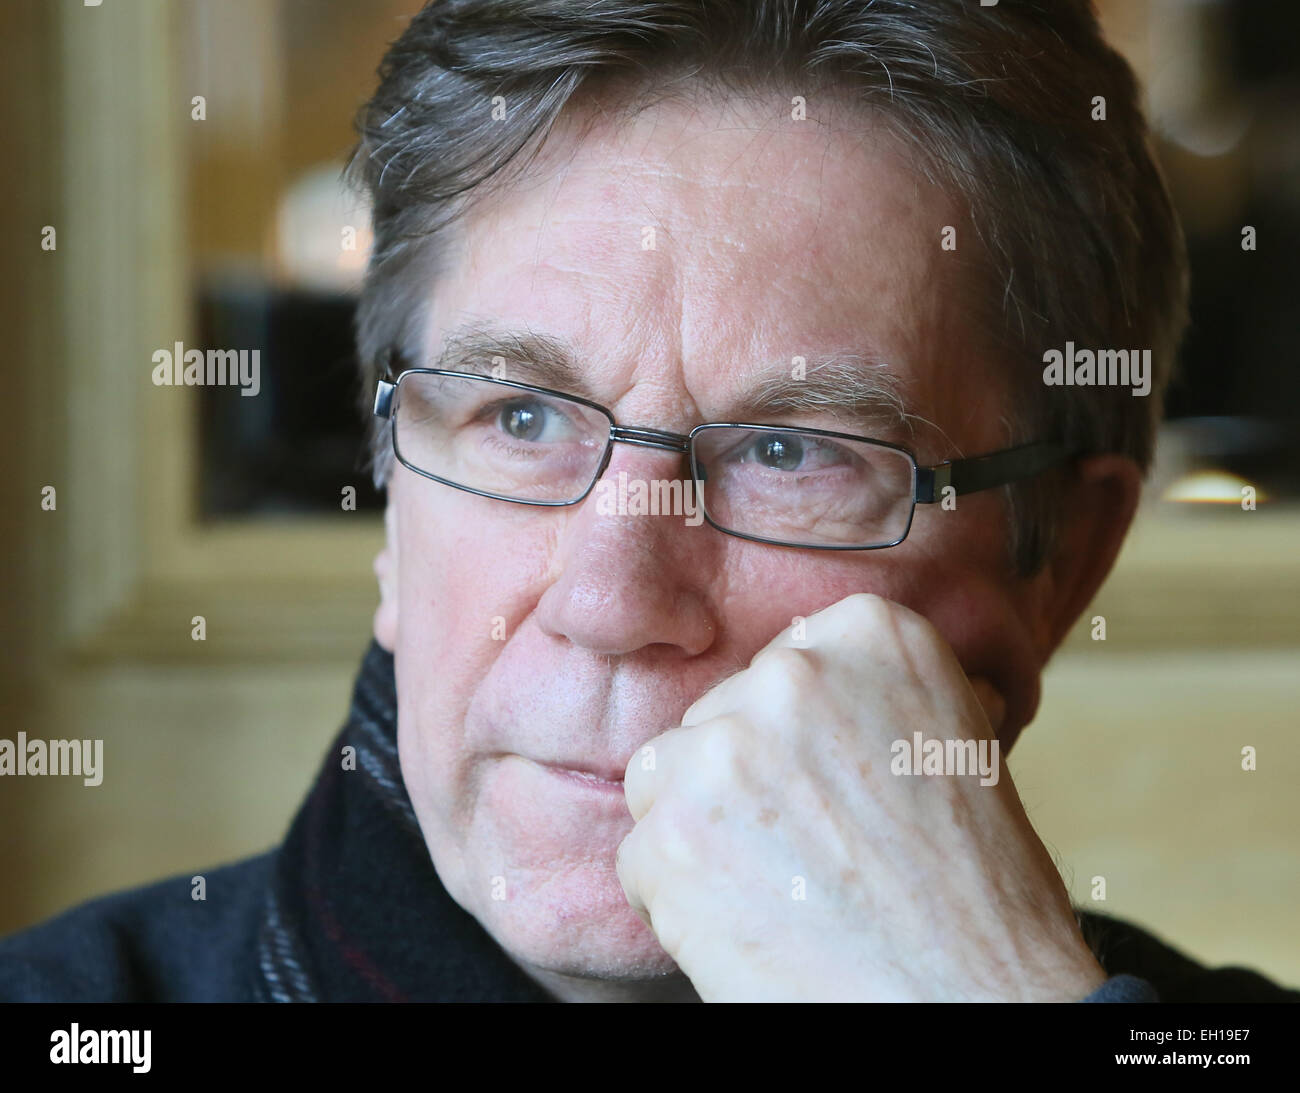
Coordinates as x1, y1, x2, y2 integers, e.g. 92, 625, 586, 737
375, 92, 1048, 982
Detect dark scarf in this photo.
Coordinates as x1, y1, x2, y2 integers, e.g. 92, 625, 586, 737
252, 640, 553, 1002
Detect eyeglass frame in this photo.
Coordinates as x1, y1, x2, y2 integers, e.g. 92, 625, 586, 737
372, 352, 1074, 551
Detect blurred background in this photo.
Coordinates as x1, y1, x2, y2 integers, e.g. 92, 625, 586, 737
1, 0, 1297, 985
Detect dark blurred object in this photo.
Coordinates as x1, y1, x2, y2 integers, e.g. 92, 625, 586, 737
1153, 416, 1295, 505
1227, 0, 1300, 86
196, 278, 382, 517
1151, 0, 1300, 498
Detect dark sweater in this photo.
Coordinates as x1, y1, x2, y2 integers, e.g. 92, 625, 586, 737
1, 642, 1294, 1003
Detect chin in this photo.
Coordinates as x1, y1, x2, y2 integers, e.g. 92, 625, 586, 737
450, 851, 682, 981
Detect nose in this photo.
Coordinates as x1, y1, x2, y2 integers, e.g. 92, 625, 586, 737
533, 445, 719, 659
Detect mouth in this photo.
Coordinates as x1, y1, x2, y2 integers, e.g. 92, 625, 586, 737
528, 758, 627, 794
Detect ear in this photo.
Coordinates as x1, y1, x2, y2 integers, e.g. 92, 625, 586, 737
1028, 454, 1143, 657
373, 498, 399, 653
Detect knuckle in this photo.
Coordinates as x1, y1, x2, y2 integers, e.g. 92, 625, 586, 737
635, 799, 698, 875
696, 714, 745, 770
890, 599, 945, 651
614, 829, 639, 885
842, 591, 890, 618
842, 591, 939, 649
831, 591, 895, 635
753, 644, 819, 691
615, 827, 634, 865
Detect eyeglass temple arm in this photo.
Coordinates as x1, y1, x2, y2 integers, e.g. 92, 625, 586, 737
914, 443, 1071, 504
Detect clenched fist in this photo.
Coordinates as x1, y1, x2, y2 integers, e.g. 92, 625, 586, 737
616, 593, 1107, 1002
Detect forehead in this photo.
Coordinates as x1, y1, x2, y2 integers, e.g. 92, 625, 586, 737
423, 87, 990, 434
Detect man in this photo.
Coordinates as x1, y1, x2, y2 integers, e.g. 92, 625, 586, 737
2, 0, 1294, 1002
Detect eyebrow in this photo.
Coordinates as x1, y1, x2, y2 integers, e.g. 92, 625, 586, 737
424, 322, 916, 439
431, 322, 592, 395
729, 354, 914, 438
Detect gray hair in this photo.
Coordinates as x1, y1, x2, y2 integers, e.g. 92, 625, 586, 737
347, 0, 1189, 574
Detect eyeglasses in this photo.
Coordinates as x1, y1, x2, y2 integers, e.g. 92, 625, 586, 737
372, 359, 1072, 550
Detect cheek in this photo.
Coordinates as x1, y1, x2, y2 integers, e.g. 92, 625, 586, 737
391, 488, 543, 724
717, 508, 1038, 736
394, 483, 560, 654
893, 503, 1043, 738
714, 543, 928, 654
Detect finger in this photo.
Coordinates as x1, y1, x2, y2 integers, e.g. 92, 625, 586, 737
622, 725, 688, 821
614, 826, 653, 925
679, 665, 746, 728
680, 613, 812, 728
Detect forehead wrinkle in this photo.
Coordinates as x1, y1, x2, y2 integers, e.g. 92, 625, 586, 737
427, 320, 928, 443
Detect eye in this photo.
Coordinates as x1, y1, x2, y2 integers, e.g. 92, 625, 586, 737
754, 433, 804, 470
500, 399, 547, 442
738, 432, 855, 472
489, 396, 583, 444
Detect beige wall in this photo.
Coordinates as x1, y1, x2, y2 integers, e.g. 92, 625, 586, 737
8, 639, 1299, 990
1012, 649, 1300, 984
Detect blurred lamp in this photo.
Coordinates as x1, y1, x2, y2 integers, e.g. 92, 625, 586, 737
273, 163, 372, 294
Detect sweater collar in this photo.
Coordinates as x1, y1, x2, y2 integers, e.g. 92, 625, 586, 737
254, 640, 553, 1002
